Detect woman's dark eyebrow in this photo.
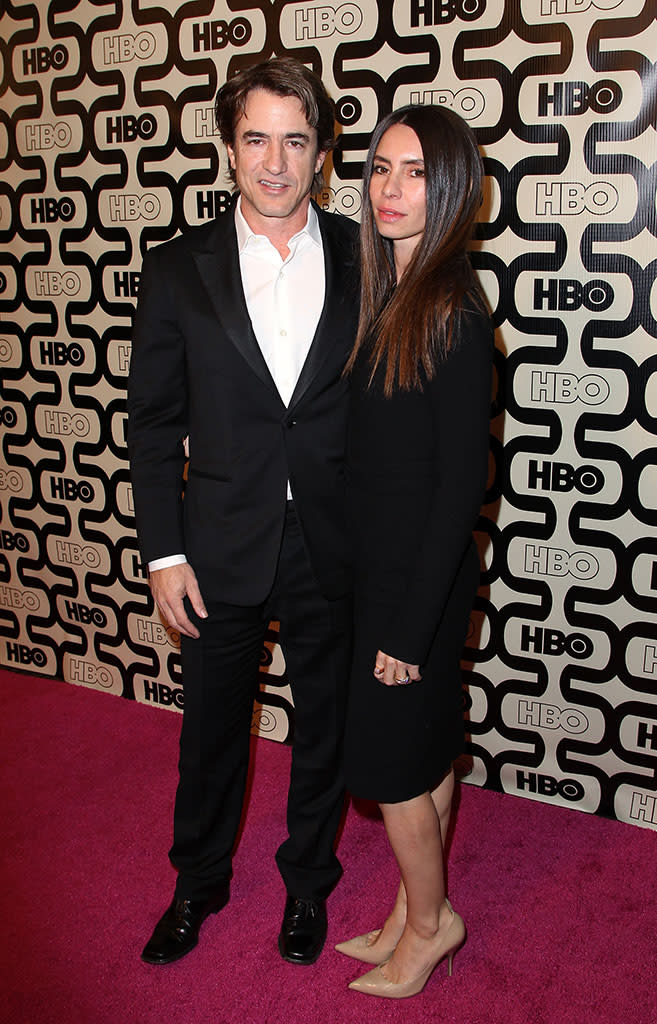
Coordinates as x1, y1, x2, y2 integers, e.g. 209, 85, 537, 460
373, 155, 425, 166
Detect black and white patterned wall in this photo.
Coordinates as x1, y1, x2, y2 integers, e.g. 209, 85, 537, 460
1, 0, 655, 828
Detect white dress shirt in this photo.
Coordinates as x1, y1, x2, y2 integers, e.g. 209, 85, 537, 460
149, 198, 326, 571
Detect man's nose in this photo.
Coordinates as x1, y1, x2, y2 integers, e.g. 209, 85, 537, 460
264, 140, 286, 174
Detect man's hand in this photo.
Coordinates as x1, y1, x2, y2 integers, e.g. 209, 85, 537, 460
149, 563, 207, 639
373, 650, 422, 687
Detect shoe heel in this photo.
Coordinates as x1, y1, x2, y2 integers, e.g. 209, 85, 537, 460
447, 951, 455, 977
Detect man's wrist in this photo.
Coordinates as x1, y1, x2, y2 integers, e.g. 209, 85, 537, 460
148, 554, 187, 572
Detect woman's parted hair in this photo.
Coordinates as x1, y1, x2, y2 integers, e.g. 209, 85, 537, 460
215, 58, 336, 194
347, 103, 485, 395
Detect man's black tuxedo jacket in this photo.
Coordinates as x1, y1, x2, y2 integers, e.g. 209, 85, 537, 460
127, 204, 360, 605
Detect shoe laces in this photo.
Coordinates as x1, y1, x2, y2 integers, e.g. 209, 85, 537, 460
288, 897, 318, 921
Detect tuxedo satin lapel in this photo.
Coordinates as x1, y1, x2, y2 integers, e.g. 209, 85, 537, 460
289, 215, 353, 410
191, 218, 280, 396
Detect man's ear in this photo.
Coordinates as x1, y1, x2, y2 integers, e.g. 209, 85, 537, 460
315, 149, 327, 174
226, 144, 236, 170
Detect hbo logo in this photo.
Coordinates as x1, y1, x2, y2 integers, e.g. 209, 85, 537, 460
103, 32, 156, 64
520, 625, 593, 659
50, 477, 95, 503
136, 618, 180, 647
69, 658, 113, 687
411, 0, 487, 25
108, 194, 160, 222
533, 278, 614, 312
516, 771, 585, 802
192, 17, 252, 50
0, 586, 39, 610
105, 114, 157, 144
530, 371, 609, 405
24, 121, 72, 151
517, 700, 589, 734
537, 80, 621, 117
22, 45, 69, 75
527, 460, 604, 494
295, 4, 363, 39
536, 181, 618, 216
39, 342, 84, 366
410, 87, 486, 121
144, 681, 184, 708
33, 270, 80, 297
43, 411, 90, 436
64, 600, 107, 627
54, 540, 101, 567
6, 642, 47, 667
0, 530, 28, 552
30, 197, 76, 223
524, 545, 599, 580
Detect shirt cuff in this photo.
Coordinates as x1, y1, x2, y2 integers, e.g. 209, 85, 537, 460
148, 554, 187, 571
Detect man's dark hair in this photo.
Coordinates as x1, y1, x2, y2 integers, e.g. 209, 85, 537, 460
215, 57, 336, 193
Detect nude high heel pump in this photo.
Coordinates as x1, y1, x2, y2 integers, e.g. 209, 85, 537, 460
335, 929, 398, 965
347, 900, 465, 999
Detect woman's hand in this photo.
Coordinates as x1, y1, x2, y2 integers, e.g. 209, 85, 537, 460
373, 650, 422, 687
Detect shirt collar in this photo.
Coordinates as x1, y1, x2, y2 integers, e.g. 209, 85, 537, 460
235, 196, 321, 255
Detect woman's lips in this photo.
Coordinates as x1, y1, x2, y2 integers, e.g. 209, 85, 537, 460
376, 207, 404, 222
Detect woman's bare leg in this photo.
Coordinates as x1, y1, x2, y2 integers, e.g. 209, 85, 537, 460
376, 770, 456, 983
363, 767, 455, 958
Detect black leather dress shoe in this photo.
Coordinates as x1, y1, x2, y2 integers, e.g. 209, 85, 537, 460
278, 895, 327, 965
141, 884, 230, 965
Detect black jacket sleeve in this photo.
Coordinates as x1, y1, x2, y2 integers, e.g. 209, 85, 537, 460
127, 244, 189, 563
380, 307, 494, 664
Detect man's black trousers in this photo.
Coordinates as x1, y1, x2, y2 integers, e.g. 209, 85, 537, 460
170, 502, 351, 902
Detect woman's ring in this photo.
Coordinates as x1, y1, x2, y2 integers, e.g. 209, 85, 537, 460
395, 674, 411, 684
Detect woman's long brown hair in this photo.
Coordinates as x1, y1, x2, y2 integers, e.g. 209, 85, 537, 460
345, 104, 485, 396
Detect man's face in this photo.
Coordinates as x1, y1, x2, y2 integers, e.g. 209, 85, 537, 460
226, 88, 326, 238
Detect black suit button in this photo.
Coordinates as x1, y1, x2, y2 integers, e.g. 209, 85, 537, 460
288, 419, 297, 428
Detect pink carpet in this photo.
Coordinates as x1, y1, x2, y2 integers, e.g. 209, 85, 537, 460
2, 668, 655, 1024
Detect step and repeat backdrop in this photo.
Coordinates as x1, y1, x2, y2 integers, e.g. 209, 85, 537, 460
1, 0, 656, 828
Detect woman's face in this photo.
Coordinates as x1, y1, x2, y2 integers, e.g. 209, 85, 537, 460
368, 123, 426, 259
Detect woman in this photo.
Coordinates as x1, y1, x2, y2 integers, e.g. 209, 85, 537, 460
336, 104, 493, 998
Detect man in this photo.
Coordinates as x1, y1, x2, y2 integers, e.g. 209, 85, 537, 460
127, 58, 359, 967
